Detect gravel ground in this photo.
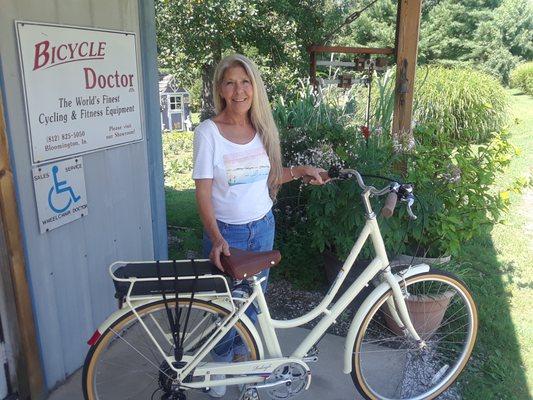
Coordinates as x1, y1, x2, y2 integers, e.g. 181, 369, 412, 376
265, 279, 357, 336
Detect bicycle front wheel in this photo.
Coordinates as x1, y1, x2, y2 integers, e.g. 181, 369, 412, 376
83, 298, 259, 400
352, 270, 478, 400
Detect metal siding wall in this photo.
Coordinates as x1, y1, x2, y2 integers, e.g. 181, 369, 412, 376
0, 0, 157, 388
138, 0, 168, 260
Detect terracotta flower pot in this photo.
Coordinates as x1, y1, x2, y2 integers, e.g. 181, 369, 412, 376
383, 290, 455, 339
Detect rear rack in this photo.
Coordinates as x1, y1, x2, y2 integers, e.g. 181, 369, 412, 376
109, 259, 234, 305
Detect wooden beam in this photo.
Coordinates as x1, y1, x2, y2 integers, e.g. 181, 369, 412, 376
316, 60, 358, 67
308, 45, 395, 55
392, 0, 422, 155
0, 86, 45, 399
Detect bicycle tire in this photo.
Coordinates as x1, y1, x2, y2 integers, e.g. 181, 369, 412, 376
83, 298, 259, 399
351, 269, 478, 400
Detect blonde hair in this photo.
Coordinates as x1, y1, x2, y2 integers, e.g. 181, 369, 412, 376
213, 54, 283, 199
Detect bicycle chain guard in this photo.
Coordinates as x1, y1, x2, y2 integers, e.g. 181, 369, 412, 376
264, 363, 311, 399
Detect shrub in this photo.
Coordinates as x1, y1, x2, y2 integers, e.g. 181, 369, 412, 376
162, 130, 195, 190
273, 82, 367, 288
305, 132, 398, 260
510, 61, 533, 95
305, 125, 516, 260
273, 68, 517, 288
402, 126, 515, 256
414, 66, 509, 143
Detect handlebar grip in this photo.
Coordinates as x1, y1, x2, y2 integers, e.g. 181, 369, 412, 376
381, 192, 398, 218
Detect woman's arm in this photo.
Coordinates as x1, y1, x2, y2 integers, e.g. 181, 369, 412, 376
195, 179, 230, 271
280, 165, 328, 185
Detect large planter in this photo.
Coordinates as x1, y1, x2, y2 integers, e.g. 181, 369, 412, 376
386, 254, 453, 339
383, 290, 455, 339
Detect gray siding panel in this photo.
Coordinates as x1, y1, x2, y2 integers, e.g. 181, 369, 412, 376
0, 0, 160, 388
139, 0, 168, 259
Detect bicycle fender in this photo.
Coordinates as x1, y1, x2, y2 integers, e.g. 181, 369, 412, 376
342, 264, 430, 374
210, 298, 265, 360
90, 298, 264, 360
89, 299, 157, 344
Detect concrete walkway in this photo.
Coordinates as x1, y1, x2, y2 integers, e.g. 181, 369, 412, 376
48, 327, 404, 400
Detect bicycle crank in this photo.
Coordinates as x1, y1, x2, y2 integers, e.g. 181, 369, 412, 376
263, 362, 311, 399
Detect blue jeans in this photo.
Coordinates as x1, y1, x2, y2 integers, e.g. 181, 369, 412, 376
203, 209, 275, 361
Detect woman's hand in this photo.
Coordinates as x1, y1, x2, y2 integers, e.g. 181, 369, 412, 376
299, 166, 329, 185
210, 236, 231, 272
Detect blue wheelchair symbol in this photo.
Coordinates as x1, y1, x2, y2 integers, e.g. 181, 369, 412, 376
48, 165, 81, 214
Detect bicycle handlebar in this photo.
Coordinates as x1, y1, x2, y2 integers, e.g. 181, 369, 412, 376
302, 167, 417, 220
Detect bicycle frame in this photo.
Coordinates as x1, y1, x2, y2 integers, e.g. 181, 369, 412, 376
98, 187, 431, 391
180, 222, 427, 387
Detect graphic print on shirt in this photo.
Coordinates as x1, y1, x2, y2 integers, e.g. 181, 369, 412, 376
223, 147, 270, 186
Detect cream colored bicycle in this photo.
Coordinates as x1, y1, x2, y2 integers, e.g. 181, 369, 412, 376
83, 168, 478, 400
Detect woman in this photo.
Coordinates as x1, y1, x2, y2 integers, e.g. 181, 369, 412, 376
192, 54, 325, 397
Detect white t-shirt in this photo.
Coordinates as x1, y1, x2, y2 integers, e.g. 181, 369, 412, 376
192, 119, 273, 224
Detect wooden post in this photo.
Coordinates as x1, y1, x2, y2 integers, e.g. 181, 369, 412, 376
309, 49, 317, 87
0, 89, 45, 399
392, 0, 422, 156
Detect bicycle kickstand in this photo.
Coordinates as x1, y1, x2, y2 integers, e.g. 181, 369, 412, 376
239, 386, 260, 400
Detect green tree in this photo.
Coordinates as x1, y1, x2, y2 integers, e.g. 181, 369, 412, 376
478, 0, 533, 82
496, 0, 533, 60
418, 0, 498, 63
338, 0, 532, 83
156, 0, 342, 120
332, 0, 397, 48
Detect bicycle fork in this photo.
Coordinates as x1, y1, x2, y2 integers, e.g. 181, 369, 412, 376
381, 270, 424, 345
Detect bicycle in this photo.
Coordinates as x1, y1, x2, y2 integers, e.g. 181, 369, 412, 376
82, 168, 478, 400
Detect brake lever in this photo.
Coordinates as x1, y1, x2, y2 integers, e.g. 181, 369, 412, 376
405, 195, 418, 220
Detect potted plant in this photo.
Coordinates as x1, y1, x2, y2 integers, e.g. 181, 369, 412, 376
382, 290, 455, 339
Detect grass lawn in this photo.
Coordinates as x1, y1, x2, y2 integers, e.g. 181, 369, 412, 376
456, 89, 532, 399
162, 129, 203, 259
165, 188, 202, 260
164, 90, 533, 398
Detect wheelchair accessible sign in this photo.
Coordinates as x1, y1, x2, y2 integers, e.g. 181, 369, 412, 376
32, 157, 88, 233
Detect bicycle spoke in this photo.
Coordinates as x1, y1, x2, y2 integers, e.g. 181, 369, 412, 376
109, 326, 171, 378
86, 300, 259, 399
354, 274, 477, 400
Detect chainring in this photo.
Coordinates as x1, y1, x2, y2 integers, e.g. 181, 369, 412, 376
265, 363, 310, 399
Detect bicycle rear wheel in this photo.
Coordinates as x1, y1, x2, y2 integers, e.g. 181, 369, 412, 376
352, 270, 478, 400
83, 298, 259, 400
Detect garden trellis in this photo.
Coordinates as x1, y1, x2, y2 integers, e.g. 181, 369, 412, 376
309, 45, 392, 135
308, 0, 423, 158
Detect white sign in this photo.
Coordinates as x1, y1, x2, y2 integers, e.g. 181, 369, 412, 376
32, 157, 88, 233
16, 21, 143, 164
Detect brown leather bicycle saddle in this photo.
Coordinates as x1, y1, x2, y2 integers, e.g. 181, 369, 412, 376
220, 247, 281, 280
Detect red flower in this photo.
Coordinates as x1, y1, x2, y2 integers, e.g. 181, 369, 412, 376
360, 125, 370, 140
